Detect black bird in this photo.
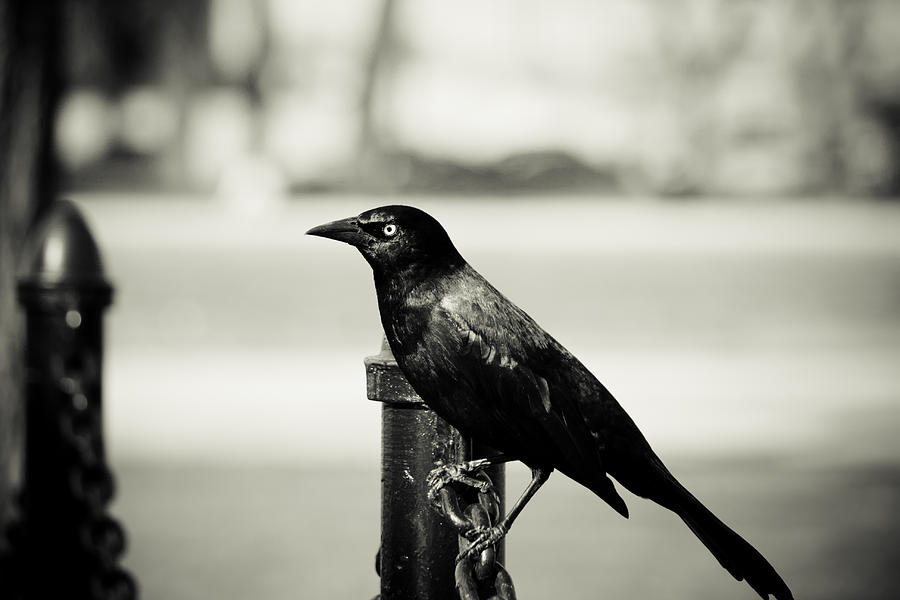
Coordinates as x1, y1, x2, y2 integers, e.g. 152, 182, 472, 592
307, 205, 793, 600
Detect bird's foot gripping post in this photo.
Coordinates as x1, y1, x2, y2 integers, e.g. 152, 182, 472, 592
427, 464, 517, 600
425, 459, 501, 508
426, 456, 519, 563
366, 339, 516, 600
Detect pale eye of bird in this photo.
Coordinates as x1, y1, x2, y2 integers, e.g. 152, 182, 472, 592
383, 223, 398, 237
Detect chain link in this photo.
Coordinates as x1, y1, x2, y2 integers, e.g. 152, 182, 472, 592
0, 357, 137, 600
430, 469, 517, 600
56, 363, 138, 600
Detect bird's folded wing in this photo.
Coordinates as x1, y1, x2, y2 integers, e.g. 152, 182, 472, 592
440, 309, 605, 476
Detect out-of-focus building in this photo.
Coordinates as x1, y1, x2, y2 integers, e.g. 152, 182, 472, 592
57, 0, 900, 197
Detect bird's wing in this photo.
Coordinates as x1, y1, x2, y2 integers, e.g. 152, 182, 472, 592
437, 306, 606, 479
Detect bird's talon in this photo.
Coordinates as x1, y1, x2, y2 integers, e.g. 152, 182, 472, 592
457, 524, 507, 561
427, 462, 495, 495
427, 464, 459, 484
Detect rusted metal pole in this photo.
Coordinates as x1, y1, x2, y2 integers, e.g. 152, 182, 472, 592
366, 338, 505, 600
8, 200, 136, 600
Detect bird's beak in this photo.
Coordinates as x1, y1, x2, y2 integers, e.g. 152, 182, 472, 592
306, 216, 367, 247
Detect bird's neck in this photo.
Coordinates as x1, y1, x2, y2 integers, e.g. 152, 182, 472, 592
374, 260, 455, 303
373, 258, 467, 353
373, 251, 465, 296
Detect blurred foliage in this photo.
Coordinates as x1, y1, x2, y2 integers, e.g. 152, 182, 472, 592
55, 0, 900, 196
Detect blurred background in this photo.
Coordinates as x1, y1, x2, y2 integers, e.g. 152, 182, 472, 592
2, 1, 900, 599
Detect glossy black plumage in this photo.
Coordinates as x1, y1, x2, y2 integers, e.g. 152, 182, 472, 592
307, 205, 793, 600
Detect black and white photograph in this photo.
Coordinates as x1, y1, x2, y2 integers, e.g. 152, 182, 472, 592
1, 1, 899, 599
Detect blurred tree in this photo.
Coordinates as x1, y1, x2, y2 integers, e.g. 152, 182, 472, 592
61, 0, 211, 189
648, 0, 759, 195
0, 0, 62, 540
356, 0, 397, 191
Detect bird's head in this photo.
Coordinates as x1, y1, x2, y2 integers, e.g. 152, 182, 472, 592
306, 205, 463, 276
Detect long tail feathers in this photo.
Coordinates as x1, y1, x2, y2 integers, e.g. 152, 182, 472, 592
609, 454, 794, 600
674, 487, 794, 600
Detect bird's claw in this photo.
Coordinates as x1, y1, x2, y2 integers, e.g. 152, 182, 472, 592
456, 524, 508, 562
426, 462, 492, 505
426, 463, 458, 505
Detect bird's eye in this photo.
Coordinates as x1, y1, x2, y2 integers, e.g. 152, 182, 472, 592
383, 223, 398, 237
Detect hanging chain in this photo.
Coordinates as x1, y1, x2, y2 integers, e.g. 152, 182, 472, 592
429, 469, 517, 600
57, 359, 137, 600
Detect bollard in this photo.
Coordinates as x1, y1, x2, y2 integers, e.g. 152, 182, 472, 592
10, 200, 136, 600
365, 338, 505, 600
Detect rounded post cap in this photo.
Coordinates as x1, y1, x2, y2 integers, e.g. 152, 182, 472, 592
18, 200, 112, 304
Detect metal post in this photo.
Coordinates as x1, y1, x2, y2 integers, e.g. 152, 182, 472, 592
9, 200, 136, 600
366, 338, 505, 600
